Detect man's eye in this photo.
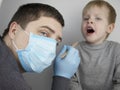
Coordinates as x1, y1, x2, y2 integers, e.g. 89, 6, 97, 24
40, 32, 48, 37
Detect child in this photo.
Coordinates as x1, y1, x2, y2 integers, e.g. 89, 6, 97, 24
69, 0, 120, 90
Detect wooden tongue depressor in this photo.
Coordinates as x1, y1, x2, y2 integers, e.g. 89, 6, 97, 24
61, 41, 79, 58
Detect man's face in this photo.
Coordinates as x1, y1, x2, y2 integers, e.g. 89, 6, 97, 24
13, 16, 63, 49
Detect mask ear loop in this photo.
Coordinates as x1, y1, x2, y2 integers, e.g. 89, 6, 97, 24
18, 25, 30, 36
12, 25, 30, 50
24, 31, 29, 36
12, 31, 30, 51
12, 40, 19, 50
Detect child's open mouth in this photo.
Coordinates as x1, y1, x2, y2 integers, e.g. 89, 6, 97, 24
87, 27, 95, 34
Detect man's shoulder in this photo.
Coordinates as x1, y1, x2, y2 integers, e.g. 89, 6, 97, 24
0, 36, 3, 45
0, 36, 19, 71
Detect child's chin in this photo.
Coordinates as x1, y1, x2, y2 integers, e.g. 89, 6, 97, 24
85, 38, 96, 44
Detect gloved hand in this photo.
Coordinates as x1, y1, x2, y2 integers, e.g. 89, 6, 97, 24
54, 45, 80, 79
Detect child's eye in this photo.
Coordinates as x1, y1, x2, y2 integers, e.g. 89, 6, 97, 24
83, 17, 89, 21
95, 17, 102, 20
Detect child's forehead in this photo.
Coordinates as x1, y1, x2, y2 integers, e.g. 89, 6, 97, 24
83, 5, 109, 15
84, 5, 108, 11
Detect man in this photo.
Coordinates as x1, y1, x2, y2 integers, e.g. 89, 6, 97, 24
0, 3, 80, 90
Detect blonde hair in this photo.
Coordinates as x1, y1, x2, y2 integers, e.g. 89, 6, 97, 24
82, 0, 116, 24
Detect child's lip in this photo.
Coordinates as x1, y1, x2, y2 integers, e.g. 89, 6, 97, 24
87, 26, 93, 29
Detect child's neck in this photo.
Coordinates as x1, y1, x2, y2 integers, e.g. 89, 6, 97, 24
86, 40, 106, 45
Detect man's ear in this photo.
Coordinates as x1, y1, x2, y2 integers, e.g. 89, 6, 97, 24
107, 23, 115, 34
8, 22, 19, 39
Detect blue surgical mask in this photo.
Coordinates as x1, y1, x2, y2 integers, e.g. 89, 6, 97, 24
13, 32, 57, 73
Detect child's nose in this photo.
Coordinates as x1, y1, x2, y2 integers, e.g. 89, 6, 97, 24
87, 18, 93, 24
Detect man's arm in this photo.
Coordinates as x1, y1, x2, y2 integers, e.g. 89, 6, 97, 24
52, 45, 80, 90
52, 76, 70, 90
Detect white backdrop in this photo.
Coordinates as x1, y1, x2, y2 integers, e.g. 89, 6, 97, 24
0, 0, 2, 8
0, 0, 120, 90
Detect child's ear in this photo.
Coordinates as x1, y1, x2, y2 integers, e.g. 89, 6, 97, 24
8, 22, 19, 39
107, 23, 115, 34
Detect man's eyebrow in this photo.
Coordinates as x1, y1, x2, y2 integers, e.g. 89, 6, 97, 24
41, 26, 55, 33
41, 26, 62, 42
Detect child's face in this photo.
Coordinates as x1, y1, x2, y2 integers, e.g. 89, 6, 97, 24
81, 6, 113, 45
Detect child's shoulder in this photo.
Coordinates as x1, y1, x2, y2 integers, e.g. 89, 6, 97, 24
79, 40, 120, 50
107, 40, 120, 54
107, 40, 120, 47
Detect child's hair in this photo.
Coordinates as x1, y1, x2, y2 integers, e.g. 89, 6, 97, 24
2, 3, 64, 39
82, 0, 116, 24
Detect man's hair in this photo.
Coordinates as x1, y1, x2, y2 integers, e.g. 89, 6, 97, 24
82, 0, 116, 24
2, 3, 64, 39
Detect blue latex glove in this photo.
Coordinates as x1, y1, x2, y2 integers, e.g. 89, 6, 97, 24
54, 45, 80, 79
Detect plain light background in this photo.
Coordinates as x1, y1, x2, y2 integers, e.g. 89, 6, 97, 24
0, 0, 2, 8
0, 0, 120, 90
